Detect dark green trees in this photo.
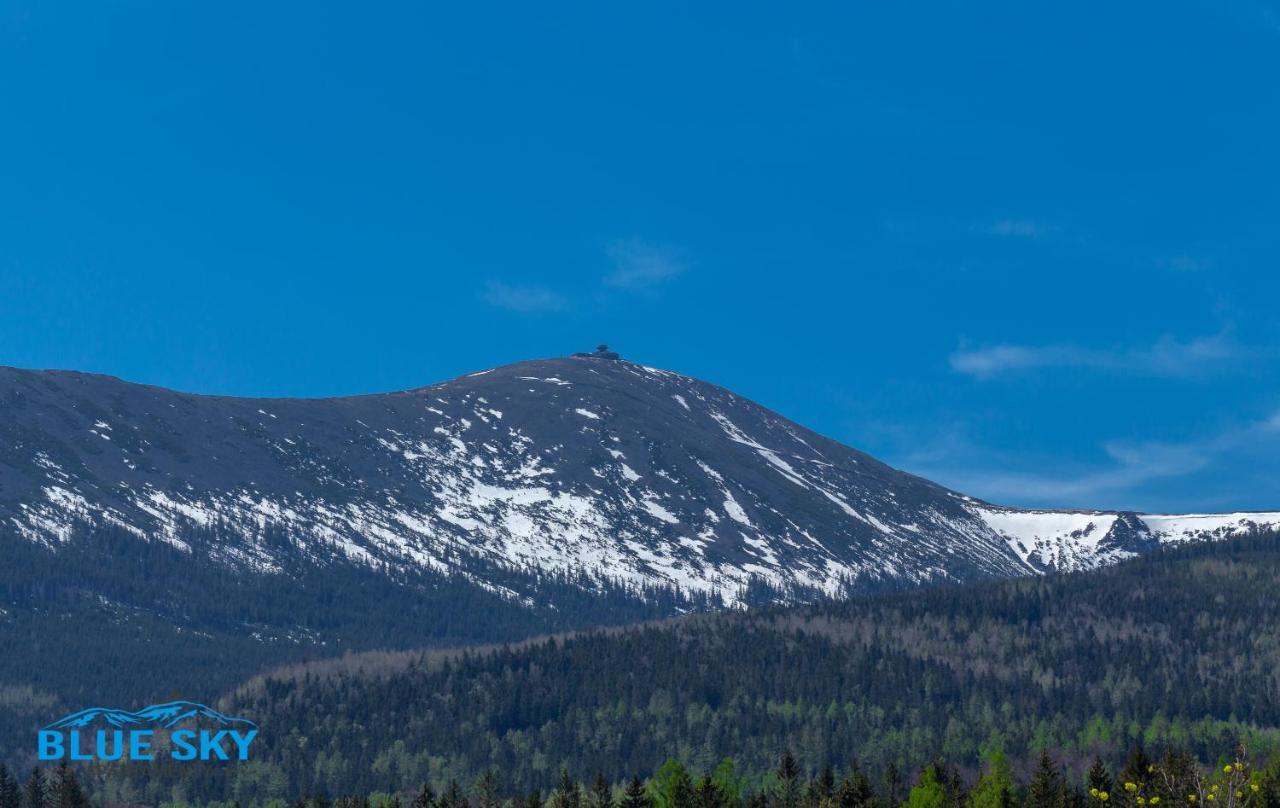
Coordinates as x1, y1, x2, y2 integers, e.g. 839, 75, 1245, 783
1024, 752, 1067, 808
23, 768, 45, 808
622, 778, 651, 808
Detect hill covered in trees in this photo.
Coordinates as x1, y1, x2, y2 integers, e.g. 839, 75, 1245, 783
76, 530, 1280, 805
0, 522, 721, 763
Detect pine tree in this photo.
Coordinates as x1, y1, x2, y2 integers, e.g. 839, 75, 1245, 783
1087, 758, 1113, 800
412, 783, 437, 808
711, 759, 741, 808
838, 766, 874, 808
1120, 744, 1153, 794
935, 763, 967, 808
651, 761, 694, 808
1024, 752, 1066, 808
524, 791, 545, 808
777, 752, 802, 808
51, 763, 87, 808
439, 780, 467, 808
671, 774, 695, 808
696, 776, 725, 808
25, 768, 46, 808
0, 766, 19, 808
809, 767, 836, 807
476, 771, 500, 808
551, 770, 583, 808
589, 774, 614, 808
622, 779, 651, 808
883, 764, 904, 808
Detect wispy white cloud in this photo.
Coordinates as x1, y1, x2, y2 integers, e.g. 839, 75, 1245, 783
481, 281, 571, 314
483, 240, 689, 315
1159, 254, 1214, 273
950, 333, 1247, 379
974, 219, 1055, 238
902, 410, 1280, 509
604, 240, 688, 292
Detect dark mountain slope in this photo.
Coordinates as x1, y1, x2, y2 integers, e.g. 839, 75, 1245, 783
8, 351, 1275, 611
1, 353, 1031, 601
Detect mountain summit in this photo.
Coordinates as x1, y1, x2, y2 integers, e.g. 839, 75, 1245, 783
2, 355, 1277, 605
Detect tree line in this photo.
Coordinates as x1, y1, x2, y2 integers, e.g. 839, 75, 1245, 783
14, 742, 1280, 808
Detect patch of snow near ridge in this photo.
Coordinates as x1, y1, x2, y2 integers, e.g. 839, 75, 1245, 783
973, 508, 1119, 568
1143, 512, 1280, 542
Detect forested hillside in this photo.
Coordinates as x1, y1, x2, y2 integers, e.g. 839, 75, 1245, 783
0, 523, 720, 761
73, 531, 1280, 805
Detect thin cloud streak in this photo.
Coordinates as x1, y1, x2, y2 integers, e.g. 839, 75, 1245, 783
976, 219, 1055, 238
603, 240, 688, 291
481, 281, 571, 314
951, 333, 1248, 378
908, 411, 1280, 509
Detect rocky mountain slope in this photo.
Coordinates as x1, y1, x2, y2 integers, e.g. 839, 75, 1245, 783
3, 349, 1278, 606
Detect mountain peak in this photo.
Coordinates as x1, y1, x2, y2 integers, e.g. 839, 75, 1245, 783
3, 359, 1278, 611
571, 344, 622, 361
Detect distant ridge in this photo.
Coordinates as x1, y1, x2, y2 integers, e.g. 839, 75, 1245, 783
2, 354, 1278, 608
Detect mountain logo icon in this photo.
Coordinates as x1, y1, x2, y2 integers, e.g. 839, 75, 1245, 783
44, 701, 256, 730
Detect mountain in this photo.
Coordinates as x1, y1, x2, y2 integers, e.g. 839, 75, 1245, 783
101, 531, 1280, 803
3, 349, 1278, 607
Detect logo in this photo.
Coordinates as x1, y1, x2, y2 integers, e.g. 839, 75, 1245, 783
39, 701, 257, 762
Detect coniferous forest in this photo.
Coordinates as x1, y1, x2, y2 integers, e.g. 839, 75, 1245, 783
7, 739, 1280, 808
20, 531, 1279, 807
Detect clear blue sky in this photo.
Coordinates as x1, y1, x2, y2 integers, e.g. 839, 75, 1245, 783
3, 2, 1279, 512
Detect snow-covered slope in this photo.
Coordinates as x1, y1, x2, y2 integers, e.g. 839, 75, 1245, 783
971, 507, 1280, 571
2, 352, 1277, 608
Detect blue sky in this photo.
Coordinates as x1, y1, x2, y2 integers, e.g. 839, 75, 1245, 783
3, 2, 1279, 512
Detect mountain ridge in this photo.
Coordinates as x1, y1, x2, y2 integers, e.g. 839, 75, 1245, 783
3, 352, 1278, 608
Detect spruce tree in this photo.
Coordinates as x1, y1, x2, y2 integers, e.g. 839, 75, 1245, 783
1087, 758, 1113, 800
25, 768, 46, 808
1120, 745, 1153, 794
695, 776, 722, 808
0, 766, 18, 808
51, 763, 88, 808
810, 767, 836, 807
551, 770, 583, 808
838, 766, 874, 808
412, 783, 437, 808
439, 781, 467, 808
670, 773, 695, 808
589, 774, 615, 808
711, 760, 741, 808
651, 761, 694, 808
777, 752, 802, 808
883, 764, 904, 808
475, 771, 500, 808
1024, 752, 1066, 808
622, 779, 651, 808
